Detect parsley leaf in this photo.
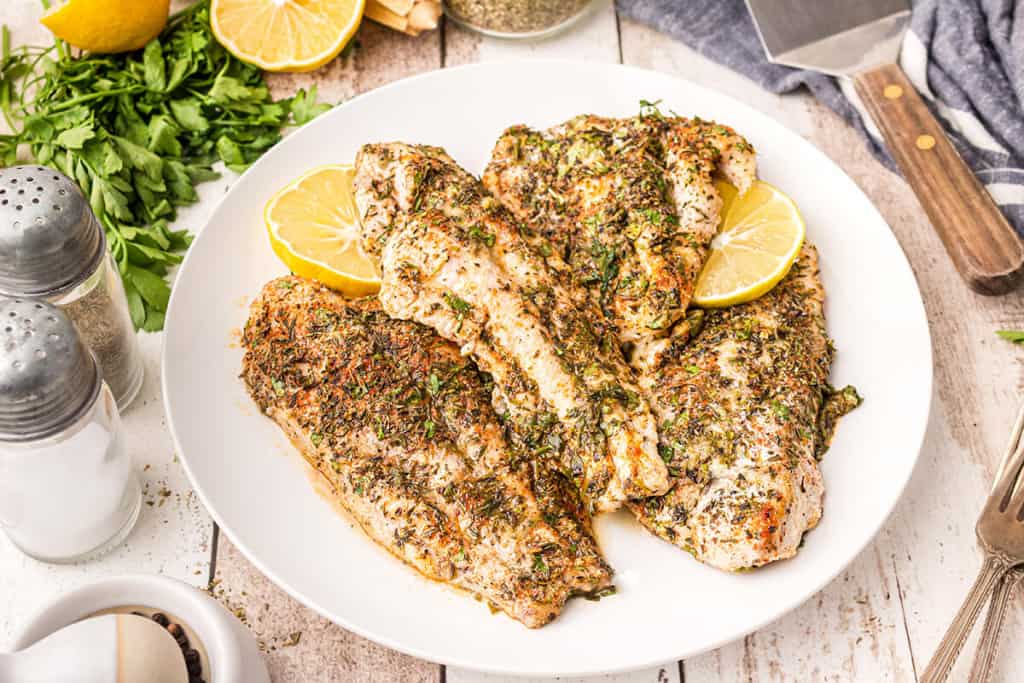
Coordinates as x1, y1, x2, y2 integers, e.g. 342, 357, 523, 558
289, 86, 332, 126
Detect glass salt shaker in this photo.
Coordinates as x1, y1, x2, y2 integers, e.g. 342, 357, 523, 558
0, 166, 143, 411
0, 298, 141, 563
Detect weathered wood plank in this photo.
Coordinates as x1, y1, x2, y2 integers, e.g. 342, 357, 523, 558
619, 18, 918, 681
798, 99, 1024, 682
210, 19, 448, 683
0, 1, 213, 651
620, 14, 1024, 680
266, 21, 442, 103
211, 534, 439, 682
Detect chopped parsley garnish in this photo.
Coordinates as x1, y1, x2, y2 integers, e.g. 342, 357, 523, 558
639, 98, 664, 119
444, 292, 472, 331
771, 400, 790, 420
468, 224, 496, 247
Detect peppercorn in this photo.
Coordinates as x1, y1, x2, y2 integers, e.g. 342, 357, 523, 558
184, 648, 201, 675
151, 612, 170, 627
166, 622, 188, 647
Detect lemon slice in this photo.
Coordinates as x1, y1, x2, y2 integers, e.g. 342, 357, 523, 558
211, 0, 365, 72
714, 179, 739, 226
41, 0, 169, 53
693, 180, 805, 308
265, 165, 380, 297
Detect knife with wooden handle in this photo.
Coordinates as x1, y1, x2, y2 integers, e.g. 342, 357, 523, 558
745, 0, 1024, 295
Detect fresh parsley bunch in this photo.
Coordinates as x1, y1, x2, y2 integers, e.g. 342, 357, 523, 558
0, 1, 332, 330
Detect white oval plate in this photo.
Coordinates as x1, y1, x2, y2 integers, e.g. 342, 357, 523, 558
163, 61, 932, 677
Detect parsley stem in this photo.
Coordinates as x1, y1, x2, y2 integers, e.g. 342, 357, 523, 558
45, 86, 144, 113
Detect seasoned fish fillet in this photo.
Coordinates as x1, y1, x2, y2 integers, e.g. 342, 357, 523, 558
628, 247, 859, 571
484, 112, 756, 344
241, 277, 613, 627
354, 142, 668, 512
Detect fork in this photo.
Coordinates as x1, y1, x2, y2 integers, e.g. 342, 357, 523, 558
968, 565, 1024, 682
920, 403, 1024, 683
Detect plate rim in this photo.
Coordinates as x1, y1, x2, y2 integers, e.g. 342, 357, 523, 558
162, 59, 934, 676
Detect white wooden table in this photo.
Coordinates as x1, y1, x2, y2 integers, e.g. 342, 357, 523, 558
4, 2, 1024, 680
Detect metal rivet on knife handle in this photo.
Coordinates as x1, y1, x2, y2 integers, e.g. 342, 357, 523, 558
883, 85, 903, 99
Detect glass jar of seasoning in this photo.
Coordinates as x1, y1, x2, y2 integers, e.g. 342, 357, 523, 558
0, 166, 143, 411
0, 298, 141, 563
443, 0, 595, 38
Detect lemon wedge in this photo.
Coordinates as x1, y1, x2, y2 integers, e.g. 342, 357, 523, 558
211, 0, 365, 72
41, 0, 169, 53
693, 180, 805, 308
265, 165, 380, 297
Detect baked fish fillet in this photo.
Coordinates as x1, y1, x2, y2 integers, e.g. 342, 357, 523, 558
241, 277, 613, 627
354, 142, 668, 512
484, 113, 756, 345
628, 247, 860, 571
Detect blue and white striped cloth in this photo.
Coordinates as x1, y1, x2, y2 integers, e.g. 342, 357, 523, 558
616, 0, 1024, 234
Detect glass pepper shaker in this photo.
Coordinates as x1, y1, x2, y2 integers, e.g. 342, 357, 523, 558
0, 298, 141, 563
0, 166, 143, 411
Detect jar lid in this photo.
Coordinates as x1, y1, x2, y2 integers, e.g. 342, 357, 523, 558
0, 166, 105, 297
0, 298, 100, 442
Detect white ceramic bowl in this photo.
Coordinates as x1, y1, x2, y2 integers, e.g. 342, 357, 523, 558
11, 574, 268, 683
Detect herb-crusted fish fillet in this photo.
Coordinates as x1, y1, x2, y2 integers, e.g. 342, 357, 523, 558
354, 142, 668, 512
241, 276, 613, 627
628, 247, 860, 571
484, 112, 756, 345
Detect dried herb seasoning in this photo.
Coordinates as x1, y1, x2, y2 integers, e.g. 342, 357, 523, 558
445, 0, 592, 35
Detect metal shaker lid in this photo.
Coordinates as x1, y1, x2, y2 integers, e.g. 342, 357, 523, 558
0, 166, 105, 297
0, 298, 100, 442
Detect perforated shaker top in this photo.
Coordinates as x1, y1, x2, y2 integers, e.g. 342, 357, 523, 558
0, 166, 105, 297
0, 298, 100, 442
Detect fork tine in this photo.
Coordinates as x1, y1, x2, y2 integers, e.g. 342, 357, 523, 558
989, 403, 1024, 510
993, 402, 1024, 487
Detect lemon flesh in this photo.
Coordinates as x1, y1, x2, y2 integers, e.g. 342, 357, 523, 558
265, 165, 380, 297
693, 180, 805, 308
41, 0, 170, 53
211, 0, 365, 72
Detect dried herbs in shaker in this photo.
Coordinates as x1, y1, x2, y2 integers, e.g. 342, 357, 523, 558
443, 0, 594, 37
0, 166, 143, 410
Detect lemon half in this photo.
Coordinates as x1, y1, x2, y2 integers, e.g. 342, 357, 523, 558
693, 180, 805, 308
265, 164, 380, 297
41, 0, 169, 53
211, 0, 365, 72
